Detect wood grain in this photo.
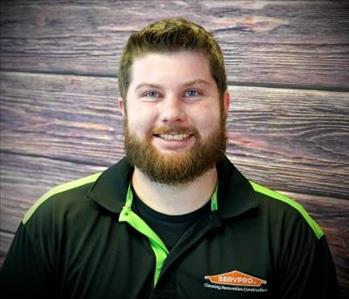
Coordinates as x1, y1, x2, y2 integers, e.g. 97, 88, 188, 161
0, 152, 106, 233
1, 71, 348, 199
1, 1, 348, 89
226, 85, 349, 199
0, 71, 124, 166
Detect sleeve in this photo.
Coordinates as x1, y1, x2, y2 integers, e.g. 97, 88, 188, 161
279, 234, 340, 299
0, 222, 55, 299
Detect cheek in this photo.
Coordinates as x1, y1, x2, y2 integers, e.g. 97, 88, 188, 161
126, 110, 155, 136
193, 107, 221, 131
199, 118, 220, 135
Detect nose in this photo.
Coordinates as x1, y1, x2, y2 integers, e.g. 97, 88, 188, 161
160, 94, 186, 124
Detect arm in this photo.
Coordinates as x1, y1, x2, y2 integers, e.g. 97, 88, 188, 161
279, 233, 340, 298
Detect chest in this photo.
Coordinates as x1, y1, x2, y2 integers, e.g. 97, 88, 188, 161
57, 221, 278, 299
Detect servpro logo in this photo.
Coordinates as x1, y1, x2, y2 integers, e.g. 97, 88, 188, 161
204, 270, 268, 293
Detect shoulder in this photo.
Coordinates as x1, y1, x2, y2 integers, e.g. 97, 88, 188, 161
22, 172, 102, 225
249, 181, 324, 240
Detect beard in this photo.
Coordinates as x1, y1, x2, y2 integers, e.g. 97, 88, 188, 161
124, 116, 227, 185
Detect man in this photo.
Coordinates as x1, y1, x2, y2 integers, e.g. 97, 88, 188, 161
0, 18, 339, 298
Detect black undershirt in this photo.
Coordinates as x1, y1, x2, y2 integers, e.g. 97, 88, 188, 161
132, 187, 211, 250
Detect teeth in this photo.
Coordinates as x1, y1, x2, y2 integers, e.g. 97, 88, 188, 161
159, 134, 190, 141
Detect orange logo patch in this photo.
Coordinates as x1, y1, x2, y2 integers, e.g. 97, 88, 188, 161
204, 270, 266, 287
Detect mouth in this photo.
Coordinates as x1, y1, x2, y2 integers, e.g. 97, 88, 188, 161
154, 133, 193, 141
152, 129, 196, 151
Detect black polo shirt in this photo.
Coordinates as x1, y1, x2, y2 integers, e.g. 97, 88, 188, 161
0, 156, 339, 298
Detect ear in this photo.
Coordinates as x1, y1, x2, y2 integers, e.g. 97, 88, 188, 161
118, 97, 126, 117
223, 90, 230, 115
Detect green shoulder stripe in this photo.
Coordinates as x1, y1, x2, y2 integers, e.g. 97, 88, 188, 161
22, 172, 102, 224
249, 181, 324, 239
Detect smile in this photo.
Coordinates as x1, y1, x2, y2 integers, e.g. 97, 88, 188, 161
156, 134, 192, 141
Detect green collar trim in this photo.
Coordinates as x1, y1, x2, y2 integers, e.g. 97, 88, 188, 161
210, 183, 218, 211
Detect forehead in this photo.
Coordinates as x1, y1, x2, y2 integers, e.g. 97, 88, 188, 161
129, 50, 214, 87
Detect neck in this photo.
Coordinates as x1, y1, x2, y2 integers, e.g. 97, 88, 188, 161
131, 167, 218, 215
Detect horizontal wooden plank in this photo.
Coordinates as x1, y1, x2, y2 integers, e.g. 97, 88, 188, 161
1, 1, 348, 88
0, 152, 107, 233
1, 152, 347, 294
226, 85, 349, 199
0, 71, 124, 166
1, 71, 348, 199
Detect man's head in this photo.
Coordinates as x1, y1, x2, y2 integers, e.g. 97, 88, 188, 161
118, 18, 229, 185
118, 17, 227, 102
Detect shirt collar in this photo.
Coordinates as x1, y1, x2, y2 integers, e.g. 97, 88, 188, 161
87, 155, 258, 218
216, 155, 258, 218
87, 157, 133, 213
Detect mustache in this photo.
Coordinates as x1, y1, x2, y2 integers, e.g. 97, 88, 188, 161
151, 125, 198, 136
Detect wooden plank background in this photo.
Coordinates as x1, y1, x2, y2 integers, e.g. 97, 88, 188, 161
1, 1, 348, 296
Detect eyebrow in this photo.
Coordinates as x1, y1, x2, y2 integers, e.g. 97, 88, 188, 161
134, 79, 211, 92
182, 79, 211, 87
135, 83, 162, 92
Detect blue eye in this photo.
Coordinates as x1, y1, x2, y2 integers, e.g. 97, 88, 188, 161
144, 91, 159, 98
185, 90, 200, 97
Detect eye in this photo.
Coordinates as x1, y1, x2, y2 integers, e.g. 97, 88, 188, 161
143, 90, 160, 99
184, 89, 200, 97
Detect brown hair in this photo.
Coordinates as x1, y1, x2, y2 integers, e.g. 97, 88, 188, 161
118, 17, 227, 100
